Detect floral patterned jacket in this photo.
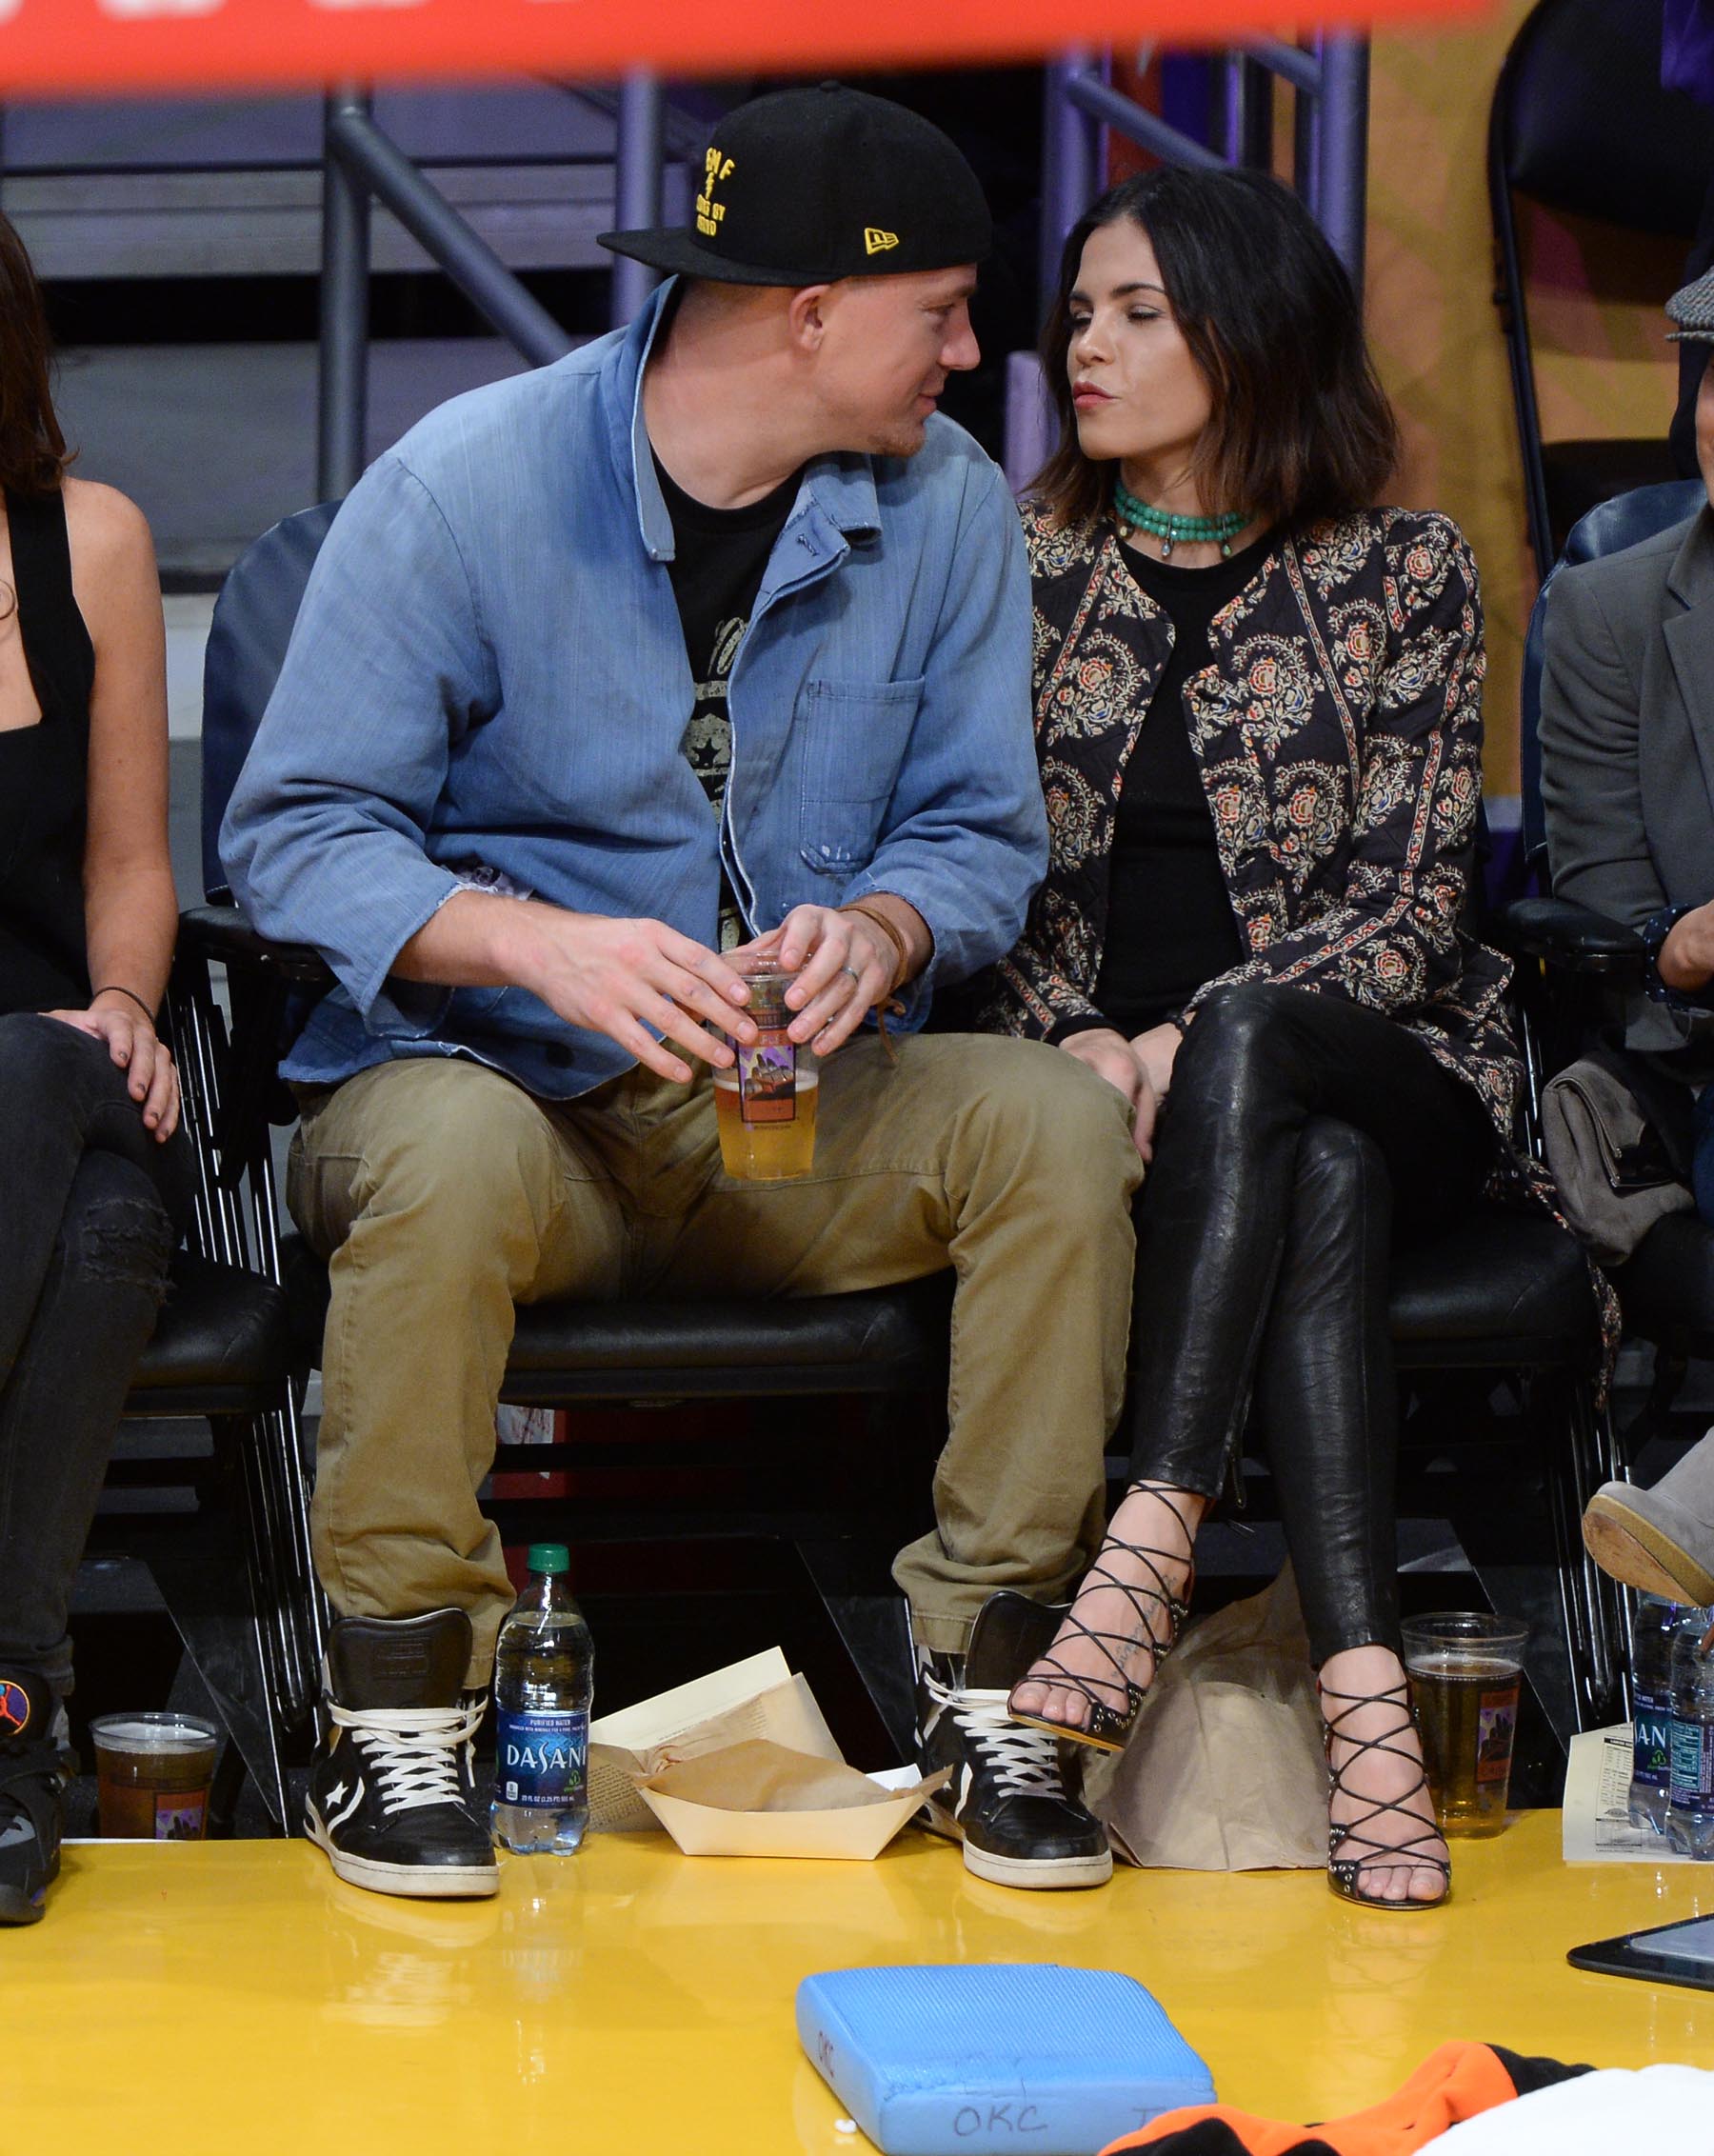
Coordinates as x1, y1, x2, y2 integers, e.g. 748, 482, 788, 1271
975, 505, 1523, 1144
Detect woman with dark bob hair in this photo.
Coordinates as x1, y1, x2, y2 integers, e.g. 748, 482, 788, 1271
978, 167, 1521, 1909
0, 210, 189, 1924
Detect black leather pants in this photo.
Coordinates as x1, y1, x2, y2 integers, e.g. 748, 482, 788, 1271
1126, 982, 1495, 1664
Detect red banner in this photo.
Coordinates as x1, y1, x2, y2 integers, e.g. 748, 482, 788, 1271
0, 0, 1493, 97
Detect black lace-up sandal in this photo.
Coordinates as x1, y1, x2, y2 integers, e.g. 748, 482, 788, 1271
1320, 1675, 1452, 1911
1006, 1481, 1198, 1754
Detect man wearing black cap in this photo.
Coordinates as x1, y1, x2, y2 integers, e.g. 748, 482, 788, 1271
222, 84, 1142, 1904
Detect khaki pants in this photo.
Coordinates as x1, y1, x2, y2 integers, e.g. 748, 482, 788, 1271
289, 1033, 1142, 1684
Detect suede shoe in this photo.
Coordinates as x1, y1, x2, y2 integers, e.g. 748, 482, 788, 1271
914, 1591, 1112, 1891
0, 1671, 66, 1926
306, 1610, 498, 1900
1584, 1432, 1714, 1607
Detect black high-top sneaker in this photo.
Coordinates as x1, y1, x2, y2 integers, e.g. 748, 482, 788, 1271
306, 1610, 498, 1899
0, 1672, 67, 1926
915, 1591, 1112, 1891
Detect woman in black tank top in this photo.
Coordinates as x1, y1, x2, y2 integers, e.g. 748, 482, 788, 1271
0, 212, 190, 1926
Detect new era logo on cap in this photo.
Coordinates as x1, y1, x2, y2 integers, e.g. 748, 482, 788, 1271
864, 229, 900, 256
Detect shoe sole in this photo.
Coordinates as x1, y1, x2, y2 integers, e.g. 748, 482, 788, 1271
1325, 1868, 1450, 1912
0, 1883, 45, 1925
1583, 1494, 1714, 1608
306, 1811, 499, 1900
1007, 1707, 1129, 1756
919, 1794, 1113, 1891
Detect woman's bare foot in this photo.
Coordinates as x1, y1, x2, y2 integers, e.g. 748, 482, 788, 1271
1321, 1644, 1450, 1906
1008, 1483, 1206, 1737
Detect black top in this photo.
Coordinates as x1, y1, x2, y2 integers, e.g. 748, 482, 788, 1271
1059, 528, 1275, 1042
655, 453, 800, 948
0, 489, 96, 1016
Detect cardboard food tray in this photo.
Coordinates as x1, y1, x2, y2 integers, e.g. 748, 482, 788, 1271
635, 1738, 946, 1860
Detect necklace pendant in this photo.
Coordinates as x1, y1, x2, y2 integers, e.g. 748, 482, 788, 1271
1221, 540, 1233, 557
1160, 535, 1174, 559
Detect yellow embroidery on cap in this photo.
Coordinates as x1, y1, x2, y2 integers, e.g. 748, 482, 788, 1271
864, 229, 900, 256
697, 149, 737, 239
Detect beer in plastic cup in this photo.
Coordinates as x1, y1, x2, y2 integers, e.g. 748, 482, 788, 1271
714, 956, 819, 1181
1401, 1612, 1528, 1836
90, 1712, 219, 1840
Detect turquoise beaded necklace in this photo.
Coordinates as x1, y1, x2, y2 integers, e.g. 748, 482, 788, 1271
1112, 476, 1249, 558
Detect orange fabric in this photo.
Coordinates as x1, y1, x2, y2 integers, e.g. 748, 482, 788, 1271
0, 0, 1493, 97
1102, 2042, 1521, 2156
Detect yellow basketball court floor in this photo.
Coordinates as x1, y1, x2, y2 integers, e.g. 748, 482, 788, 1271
7, 1811, 1710, 2152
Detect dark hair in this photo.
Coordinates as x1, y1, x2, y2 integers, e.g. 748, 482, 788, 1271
1031, 167, 1398, 533
0, 212, 68, 499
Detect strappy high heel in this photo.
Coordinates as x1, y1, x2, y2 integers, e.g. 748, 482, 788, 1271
1006, 1480, 1197, 1754
1320, 1675, 1452, 1910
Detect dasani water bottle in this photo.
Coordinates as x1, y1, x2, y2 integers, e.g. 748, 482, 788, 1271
1665, 1605, 1714, 1861
490, 1543, 594, 1855
1628, 1592, 1682, 1833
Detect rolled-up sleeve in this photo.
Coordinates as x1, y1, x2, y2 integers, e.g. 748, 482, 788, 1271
220, 454, 499, 1035
847, 458, 1045, 1017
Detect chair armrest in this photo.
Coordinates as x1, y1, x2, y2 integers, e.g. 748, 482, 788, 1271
179, 903, 335, 991
1492, 895, 1648, 975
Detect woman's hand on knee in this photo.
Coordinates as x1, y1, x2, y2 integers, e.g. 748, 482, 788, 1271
1059, 1028, 1158, 1160
45, 1001, 181, 1139
1129, 1021, 1183, 1104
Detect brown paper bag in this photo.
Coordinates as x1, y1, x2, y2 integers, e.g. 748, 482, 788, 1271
1083, 1563, 1327, 1870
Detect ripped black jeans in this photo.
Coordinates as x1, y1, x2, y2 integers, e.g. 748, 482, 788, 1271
0, 1012, 191, 1694
1126, 982, 1497, 1665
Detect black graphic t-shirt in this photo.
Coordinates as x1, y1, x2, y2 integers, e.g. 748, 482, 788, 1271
654, 452, 801, 948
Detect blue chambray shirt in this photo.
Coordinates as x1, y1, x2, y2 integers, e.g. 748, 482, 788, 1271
220, 280, 1044, 1101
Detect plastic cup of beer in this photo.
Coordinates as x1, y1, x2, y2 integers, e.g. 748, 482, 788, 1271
1401, 1612, 1528, 1837
90, 1712, 220, 1841
713, 955, 819, 1181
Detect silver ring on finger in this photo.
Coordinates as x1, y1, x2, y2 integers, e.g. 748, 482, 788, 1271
840, 965, 862, 986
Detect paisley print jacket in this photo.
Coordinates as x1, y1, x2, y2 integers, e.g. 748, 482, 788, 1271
978, 505, 1523, 1143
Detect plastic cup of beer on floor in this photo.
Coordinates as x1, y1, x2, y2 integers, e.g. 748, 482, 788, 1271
1401, 1612, 1529, 1837
90, 1712, 220, 1840
714, 955, 819, 1181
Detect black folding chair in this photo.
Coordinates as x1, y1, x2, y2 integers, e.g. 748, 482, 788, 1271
103, 1028, 303, 1830
1489, 0, 1714, 580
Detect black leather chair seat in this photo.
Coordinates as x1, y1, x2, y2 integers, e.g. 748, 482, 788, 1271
286, 1207, 1591, 1407
128, 1249, 294, 1414
1613, 1212, 1714, 1357
281, 1230, 953, 1404
1385, 1211, 1596, 1371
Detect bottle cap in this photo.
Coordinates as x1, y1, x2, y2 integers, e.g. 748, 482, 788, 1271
527, 1543, 571, 1575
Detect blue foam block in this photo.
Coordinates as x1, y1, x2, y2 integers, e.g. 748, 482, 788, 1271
795, 1964, 1216, 2156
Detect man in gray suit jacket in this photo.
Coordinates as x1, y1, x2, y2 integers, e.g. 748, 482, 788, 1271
1541, 267, 1714, 1608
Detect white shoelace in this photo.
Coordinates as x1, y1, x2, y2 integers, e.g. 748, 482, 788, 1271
923, 1676, 1066, 1801
329, 1701, 484, 1816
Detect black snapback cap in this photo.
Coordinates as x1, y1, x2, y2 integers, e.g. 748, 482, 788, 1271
599, 82, 992, 287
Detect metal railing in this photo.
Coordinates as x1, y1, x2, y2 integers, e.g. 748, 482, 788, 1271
316, 75, 672, 499
314, 51, 1369, 501
1041, 40, 1371, 300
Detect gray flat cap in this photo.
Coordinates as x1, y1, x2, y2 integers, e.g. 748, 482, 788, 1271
1667, 265, 1714, 341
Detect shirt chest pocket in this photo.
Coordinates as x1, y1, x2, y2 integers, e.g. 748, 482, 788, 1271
796, 674, 927, 874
